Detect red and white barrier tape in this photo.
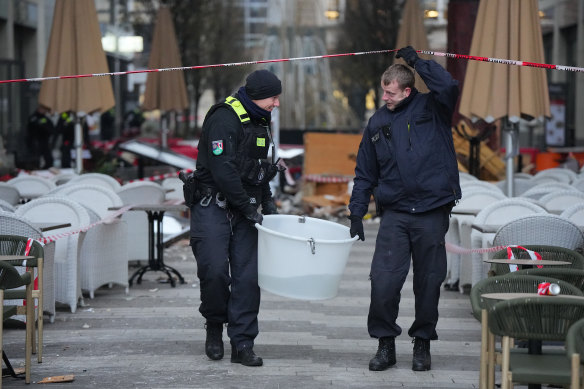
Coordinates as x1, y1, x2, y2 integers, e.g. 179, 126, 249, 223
2, 48, 582, 85
124, 169, 193, 184
304, 174, 353, 183
37, 205, 133, 244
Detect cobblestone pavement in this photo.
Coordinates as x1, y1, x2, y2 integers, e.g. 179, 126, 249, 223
2, 222, 495, 388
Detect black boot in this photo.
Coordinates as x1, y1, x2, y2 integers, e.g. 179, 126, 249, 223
368, 337, 396, 371
231, 344, 263, 366
205, 322, 224, 360
412, 338, 431, 371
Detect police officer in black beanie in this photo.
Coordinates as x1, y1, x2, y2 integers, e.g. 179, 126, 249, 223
190, 69, 282, 366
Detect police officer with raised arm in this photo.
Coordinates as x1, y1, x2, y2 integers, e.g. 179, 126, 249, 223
348, 47, 461, 372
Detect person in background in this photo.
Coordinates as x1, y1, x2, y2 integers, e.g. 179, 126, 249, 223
26, 105, 55, 169
348, 46, 461, 372
189, 69, 282, 367
55, 111, 75, 168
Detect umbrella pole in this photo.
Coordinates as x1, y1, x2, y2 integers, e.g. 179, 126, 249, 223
74, 114, 84, 174
503, 119, 519, 196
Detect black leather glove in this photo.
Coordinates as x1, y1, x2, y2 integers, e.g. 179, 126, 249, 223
348, 215, 365, 241
396, 46, 419, 68
244, 209, 264, 225
262, 200, 278, 215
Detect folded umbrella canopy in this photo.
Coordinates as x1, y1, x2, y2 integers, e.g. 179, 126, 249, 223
142, 6, 188, 148
458, 0, 550, 195
38, 0, 115, 173
394, 0, 430, 93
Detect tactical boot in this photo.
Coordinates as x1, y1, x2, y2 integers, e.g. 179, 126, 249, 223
231, 345, 263, 366
412, 338, 431, 371
205, 322, 224, 360
368, 337, 396, 371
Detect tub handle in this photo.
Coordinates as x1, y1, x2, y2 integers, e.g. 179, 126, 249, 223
308, 237, 316, 255
298, 215, 306, 223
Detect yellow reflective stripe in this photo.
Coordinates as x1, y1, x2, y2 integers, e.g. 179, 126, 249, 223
224, 97, 250, 123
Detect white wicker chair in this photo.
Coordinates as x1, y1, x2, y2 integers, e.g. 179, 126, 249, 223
492, 214, 584, 251
495, 178, 538, 196
65, 173, 121, 192
0, 182, 20, 205
560, 203, 584, 227
0, 199, 16, 212
533, 168, 578, 184
538, 190, 584, 214
161, 177, 184, 203
52, 184, 123, 218
77, 205, 129, 298
16, 197, 89, 313
446, 188, 507, 289
570, 177, 584, 192
0, 211, 57, 324
49, 185, 129, 298
520, 182, 575, 200
459, 198, 548, 287
115, 182, 166, 264
459, 172, 478, 182
460, 181, 504, 194
6, 175, 56, 201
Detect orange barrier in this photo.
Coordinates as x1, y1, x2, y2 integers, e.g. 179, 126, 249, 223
535, 152, 561, 171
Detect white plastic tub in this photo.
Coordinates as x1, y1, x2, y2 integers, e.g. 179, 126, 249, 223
255, 215, 358, 300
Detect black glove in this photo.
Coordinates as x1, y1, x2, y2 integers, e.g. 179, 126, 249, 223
244, 209, 264, 225
396, 46, 419, 68
262, 200, 278, 215
348, 215, 364, 241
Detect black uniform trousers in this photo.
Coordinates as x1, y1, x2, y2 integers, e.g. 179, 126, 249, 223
367, 205, 450, 341
190, 200, 260, 350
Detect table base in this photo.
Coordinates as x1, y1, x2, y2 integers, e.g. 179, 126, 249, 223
129, 263, 185, 288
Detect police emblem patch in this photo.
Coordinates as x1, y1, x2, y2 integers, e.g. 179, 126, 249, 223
212, 140, 224, 155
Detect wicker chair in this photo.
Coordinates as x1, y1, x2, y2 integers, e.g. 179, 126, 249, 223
0, 235, 47, 365
488, 297, 584, 389
0, 183, 20, 206
0, 211, 56, 324
16, 197, 90, 313
492, 215, 584, 261
49, 186, 129, 298
470, 274, 583, 389
489, 245, 584, 278
0, 200, 15, 213
533, 167, 578, 184
520, 182, 575, 200
459, 198, 547, 288
566, 318, 584, 389
115, 182, 166, 265
445, 188, 506, 291
538, 190, 584, 214
65, 172, 121, 192
6, 175, 56, 202
0, 251, 34, 385
511, 268, 584, 293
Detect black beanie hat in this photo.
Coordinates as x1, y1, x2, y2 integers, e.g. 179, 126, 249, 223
245, 70, 282, 100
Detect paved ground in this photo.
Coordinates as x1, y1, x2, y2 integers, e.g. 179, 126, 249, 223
2, 221, 494, 388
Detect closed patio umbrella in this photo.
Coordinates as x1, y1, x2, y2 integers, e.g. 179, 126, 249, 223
394, 0, 430, 93
458, 0, 550, 196
38, 0, 115, 173
142, 6, 188, 149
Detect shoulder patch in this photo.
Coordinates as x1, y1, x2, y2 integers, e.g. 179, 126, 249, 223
212, 140, 224, 155
371, 133, 380, 143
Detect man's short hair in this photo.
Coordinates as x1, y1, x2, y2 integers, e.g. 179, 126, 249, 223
381, 64, 415, 90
